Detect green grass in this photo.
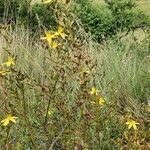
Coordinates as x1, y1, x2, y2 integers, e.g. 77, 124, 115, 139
0, 1, 149, 149
0, 25, 149, 149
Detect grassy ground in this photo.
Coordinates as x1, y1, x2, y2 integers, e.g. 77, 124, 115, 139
0, 1, 150, 149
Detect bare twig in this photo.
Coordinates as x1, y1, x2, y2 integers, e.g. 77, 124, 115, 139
48, 126, 66, 150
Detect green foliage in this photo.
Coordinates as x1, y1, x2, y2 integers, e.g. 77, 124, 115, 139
105, 0, 149, 30
0, 0, 56, 31
0, 27, 149, 149
0, 0, 149, 149
1, 0, 149, 38
23, 4, 56, 31
1, 0, 28, 24
74, 1, 114, 41
74, 0, 149, 41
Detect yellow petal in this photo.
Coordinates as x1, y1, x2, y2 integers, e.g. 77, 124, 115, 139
1, 115, 17, 126
10, 117, 17, 123
1, 119, 10, 126
58, 26, 64, 33
1, 119, 6, 123
52, 42, 58, 48
128, 124, 132, 129
54, 32, 59, 36
89, 87, 99, 95
47, 39, 53, 46
60, 33, 66, 39
98, 98, 105, 106
133, 124, 137, 130
89, 91, 94, 95
125, 122, 130, 125
2, 57, 15, 67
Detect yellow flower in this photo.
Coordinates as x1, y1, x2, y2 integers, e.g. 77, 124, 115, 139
125, 119, 139, 130
98, 98, 105, 106
41, 31, 58, 48
2, 56, 15, 67
42, 0, 53, 4
91, 97, 105, 106
1, 114, 18, 126
51, 41, 58, 48
0, 70, 11, 76
89, 87, 99, 95
54, 26, 66, 39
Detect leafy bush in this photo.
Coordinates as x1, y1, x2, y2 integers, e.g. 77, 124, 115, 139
74, 1, 114, 41
105, 0, 149, 30
74, 0, 149, 41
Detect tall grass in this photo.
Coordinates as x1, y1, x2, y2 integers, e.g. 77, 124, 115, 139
0, 1, 150, 149
0, 24, 149, 149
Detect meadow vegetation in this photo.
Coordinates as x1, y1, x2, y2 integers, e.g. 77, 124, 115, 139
0, 0, 150, 149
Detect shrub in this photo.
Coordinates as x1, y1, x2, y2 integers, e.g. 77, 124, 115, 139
74, 0, 114, 41
74, 0, 149, 41
105, 0, 149, 30
75, 2, 113, 41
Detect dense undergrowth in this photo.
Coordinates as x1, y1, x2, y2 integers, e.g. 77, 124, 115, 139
1, 0, 150, 41
0, 0, 150, 149
74, 0, 150, 41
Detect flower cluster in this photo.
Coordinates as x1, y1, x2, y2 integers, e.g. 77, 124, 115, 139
41, 26, 66, 48
89, 87, 106, 106
89, 87, 140, 130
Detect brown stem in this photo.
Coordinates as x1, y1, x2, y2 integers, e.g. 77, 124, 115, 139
44, 79, 59, 127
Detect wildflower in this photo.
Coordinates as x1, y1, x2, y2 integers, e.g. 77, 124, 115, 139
89, 87, 99, 95
42, 0, 53, 4
54, 26, 66, 39
98, 98, 105, 106
51, 41, 58, 48
0, 70, 11, 76
2, 56, 15, 67
41, 31, 58, 48
91, 97, 105, 106
1, 114, 18, 126
125, 119, 139, 130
